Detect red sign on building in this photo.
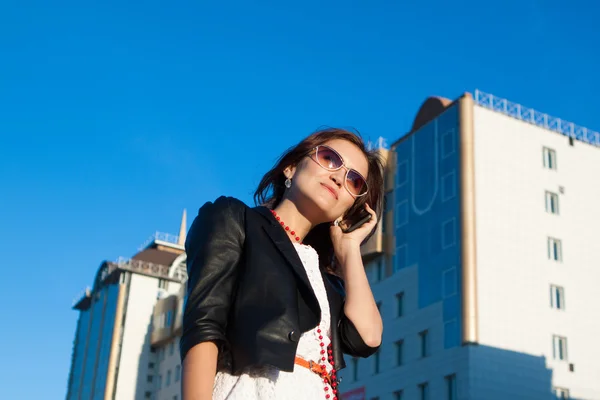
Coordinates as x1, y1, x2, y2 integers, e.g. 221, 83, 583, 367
340, 386, 366, 400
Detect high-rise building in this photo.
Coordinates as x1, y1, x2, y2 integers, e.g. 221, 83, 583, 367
338, 91, 600, 400
67, 90, 599, 400
66, 212, 188, 400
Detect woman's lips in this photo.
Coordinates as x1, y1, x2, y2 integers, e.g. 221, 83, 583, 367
321, 183, 338, 199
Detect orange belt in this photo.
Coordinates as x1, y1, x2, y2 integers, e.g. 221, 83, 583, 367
294, 356, 333, 386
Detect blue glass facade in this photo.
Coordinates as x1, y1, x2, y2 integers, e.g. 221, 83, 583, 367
92, 283, 119, 400
392, 104, 462, 349
68, 282, 120, 400
67, 309, 90, 400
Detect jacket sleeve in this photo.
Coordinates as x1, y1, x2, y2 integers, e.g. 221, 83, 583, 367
339, 312, 380, 358
179, 196, 246, 362
332, 275, 381, 358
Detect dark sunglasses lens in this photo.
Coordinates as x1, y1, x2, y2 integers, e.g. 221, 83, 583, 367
316, 147, 343, 170
347, 170, 367, 195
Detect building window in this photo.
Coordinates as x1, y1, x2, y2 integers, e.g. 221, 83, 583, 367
395, 340, 403, 366
442, 129, 456, 159
543, 147, 557, 170
396, 160, 408, 187
395, 244, 408, 271
173, 396, 178, 400
154, 314, 165, 331
545, 191, 560, 214
169, 342, 175, 356
443, 268, 457, 298
166, 369, 172, 386
148, 362, 155, 369
553, 335, 568, 361
158, 279, 168, 289
418, 382, 429, 400
158, 375, 162, 390
144, 392, 152, 399
167, 311, 174, 328
553, 387, 570, 399
146, 375, 153, 383
393, 390, 403, 400
550, 285, 565, 310
373, 350, 380, 374
396, 292, 404, 317
367, 259, 385, 284
351, 358, 358, 381
446, 374, 457, 400
441, 218, 456, 249
419, 330, 429, 358
441, 171, 456, 201
548, 238, 563, 261
175, 365, 181, 382
396, 200, 408, 228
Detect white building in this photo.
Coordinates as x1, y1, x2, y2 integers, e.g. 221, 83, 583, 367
150, 281, 185, 400
66, 213, 188, 400
339, 91, 600, 400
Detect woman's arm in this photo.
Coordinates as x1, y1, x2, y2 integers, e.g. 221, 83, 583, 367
180, 196, 246, 399
330, 203, 383, 357
338, 246, 383, 348
182, 342, 218, 400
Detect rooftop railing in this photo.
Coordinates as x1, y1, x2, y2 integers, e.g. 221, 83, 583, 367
474, 89, 600, 147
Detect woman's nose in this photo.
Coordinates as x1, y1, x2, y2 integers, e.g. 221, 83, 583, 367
330, 170, 345, 187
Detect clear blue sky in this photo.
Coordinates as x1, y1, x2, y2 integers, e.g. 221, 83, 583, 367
0, 1, 598, 398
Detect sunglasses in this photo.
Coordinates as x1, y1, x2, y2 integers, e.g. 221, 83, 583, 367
311, 145, 368, 197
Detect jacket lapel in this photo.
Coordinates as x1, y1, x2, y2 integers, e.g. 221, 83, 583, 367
255, 206, 314, 295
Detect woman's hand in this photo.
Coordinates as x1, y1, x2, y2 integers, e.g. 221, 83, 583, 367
330, 203, 378, 263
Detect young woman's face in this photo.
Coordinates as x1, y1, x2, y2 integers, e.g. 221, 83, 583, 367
285, 139, 369, 222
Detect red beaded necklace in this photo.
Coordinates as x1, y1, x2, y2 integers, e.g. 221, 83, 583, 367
270, 209, 338, 399
320, 330, 338, 399
270, 209, 303, 244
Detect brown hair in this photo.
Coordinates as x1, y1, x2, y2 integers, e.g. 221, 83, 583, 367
254, 127, 385, 273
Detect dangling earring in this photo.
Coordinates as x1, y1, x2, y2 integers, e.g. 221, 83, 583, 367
285, 178, 292, 188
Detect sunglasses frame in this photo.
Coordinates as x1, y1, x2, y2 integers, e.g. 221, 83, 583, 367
311, 145, 369, 198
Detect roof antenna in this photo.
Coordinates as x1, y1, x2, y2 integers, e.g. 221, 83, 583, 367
178, 209, 187, 246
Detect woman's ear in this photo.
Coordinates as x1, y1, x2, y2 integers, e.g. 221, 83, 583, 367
283, 165, 296, 179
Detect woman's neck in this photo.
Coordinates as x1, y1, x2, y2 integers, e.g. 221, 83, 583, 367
271, 199, 314, 242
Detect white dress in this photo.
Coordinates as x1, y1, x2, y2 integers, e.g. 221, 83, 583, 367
212, 243, 335, 400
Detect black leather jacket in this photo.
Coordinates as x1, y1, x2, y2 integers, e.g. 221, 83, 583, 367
179, 196, 379, 374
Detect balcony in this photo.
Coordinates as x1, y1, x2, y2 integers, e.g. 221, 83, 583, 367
361, 222, 383, 262
150, 294, 182, 347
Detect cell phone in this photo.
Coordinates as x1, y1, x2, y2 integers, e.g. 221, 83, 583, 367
341, 211, 372, 233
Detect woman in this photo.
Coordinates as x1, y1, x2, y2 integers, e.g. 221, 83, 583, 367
180, 128, 384, 400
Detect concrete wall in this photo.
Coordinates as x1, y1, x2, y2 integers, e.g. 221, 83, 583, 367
115, 274, 160, 400
473, 105, 600, 399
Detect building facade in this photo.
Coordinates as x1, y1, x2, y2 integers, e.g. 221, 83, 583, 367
338, 91, 600, 400
66, 213, 188, 400
149, 280, 185, 400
